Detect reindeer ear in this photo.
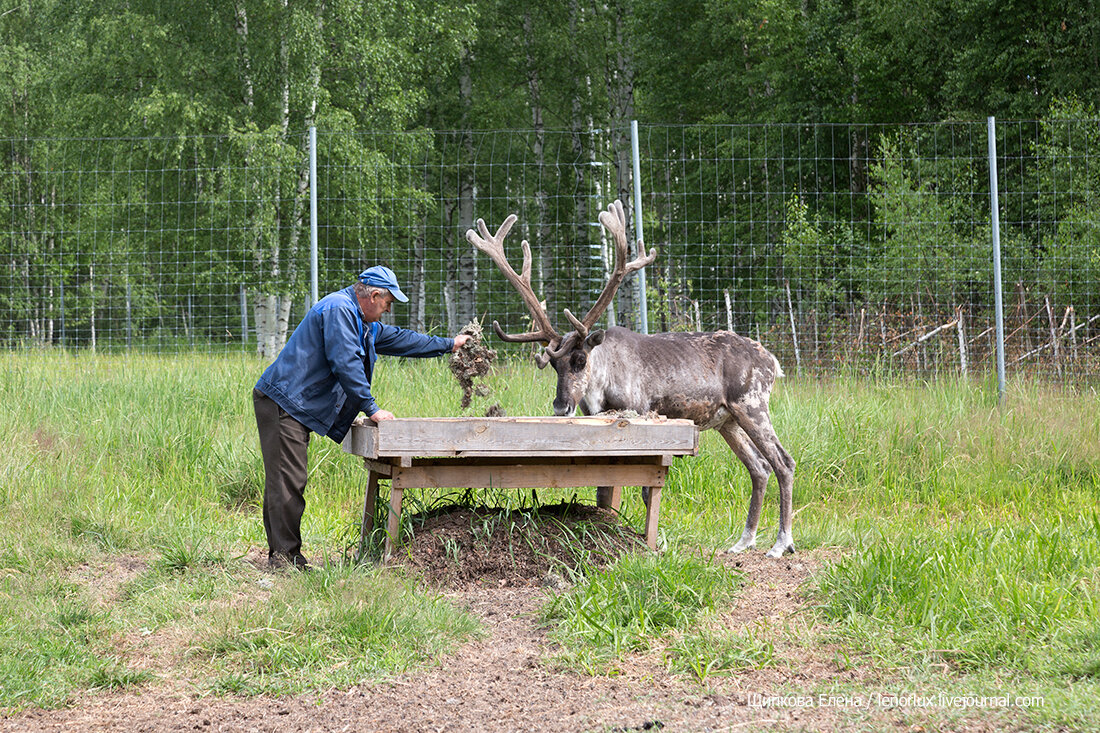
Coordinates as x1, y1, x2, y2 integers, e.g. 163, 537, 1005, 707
585, 330, 605, 348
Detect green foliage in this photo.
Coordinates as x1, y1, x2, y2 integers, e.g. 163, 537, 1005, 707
780, 195, 858, 310
3, 0, 1100, 352
1039, 203, 1100, 308
1035, 99, 1100, 311
869, 132, 995, 304
0, 0, 481, 347
634, 0, 1100, 124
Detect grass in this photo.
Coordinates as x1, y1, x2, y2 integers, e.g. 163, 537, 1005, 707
1, 350, 1098, 727
818, 522, 1100, 673
193, 565, 482, 694
539, 549, 737, 674
0, 351, 482, 708
665, 623, 777, 682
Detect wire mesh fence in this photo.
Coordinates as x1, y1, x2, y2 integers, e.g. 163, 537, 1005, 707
2, 120, 1098, 381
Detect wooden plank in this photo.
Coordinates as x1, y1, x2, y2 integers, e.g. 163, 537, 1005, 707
363, 458, 392, 477
342, 422, 378, 459
342, 416, 698, 459
346, 417, 688, 561
391, 462, 667, 490
405, 455, 670, 468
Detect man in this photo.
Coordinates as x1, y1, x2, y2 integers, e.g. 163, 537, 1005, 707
253, 265, 471, 570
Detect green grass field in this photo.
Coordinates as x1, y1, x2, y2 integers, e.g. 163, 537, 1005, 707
0, 351, 1097, 728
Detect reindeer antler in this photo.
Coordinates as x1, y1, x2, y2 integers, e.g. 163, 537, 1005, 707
563, 199, 657, 338
466, 215, 562, 367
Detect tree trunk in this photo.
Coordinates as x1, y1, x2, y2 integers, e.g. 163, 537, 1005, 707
237, 2, 276, 358
409, 168, 429, 332
44, 183, 57, 343
570, 0, 591, 320
254, 294, 273, 360
234, 2, 254, 111
442, 197, 457, 331
453, 53, 477, 329
606, 1, 638, 328
238, 0, 318, 358
281, 0, 322, 308
411, 226, 426, 332
524, 11, 555, 321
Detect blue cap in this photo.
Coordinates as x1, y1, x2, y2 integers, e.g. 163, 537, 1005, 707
358, 265, 408, 303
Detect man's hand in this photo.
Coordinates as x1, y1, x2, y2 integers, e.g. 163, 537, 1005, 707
370, 409, 396, 423
452, 334, 472, 351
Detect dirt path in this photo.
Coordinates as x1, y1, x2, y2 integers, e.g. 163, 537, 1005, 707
2, 524, 1029, 733
0, 549, 913, 733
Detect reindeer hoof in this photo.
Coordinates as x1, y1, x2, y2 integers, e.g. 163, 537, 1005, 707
765, 543, 795, 559
727, 533, 756, 554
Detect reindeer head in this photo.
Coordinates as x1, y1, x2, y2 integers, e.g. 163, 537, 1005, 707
545, 329, 605, 415
466, 200, 655, 415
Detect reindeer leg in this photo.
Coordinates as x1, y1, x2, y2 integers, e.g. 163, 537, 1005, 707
718, 423, 772, 554
732, 407, 796, 558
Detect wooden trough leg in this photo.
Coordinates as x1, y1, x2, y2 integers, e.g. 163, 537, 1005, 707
643, 485, 662, 550
358, 467, 380, 562
596, 486, 623, 511
384, 485, 405, 562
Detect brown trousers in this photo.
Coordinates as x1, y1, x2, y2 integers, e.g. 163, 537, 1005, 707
253, 388, 312, 559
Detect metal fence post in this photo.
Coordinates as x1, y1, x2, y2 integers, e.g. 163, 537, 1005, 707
309, 126, 319, 305
59, 278, 66, 349
239, 284, 249, 344
630, 120, 649, 335
987, 116, 1006, 401
125, 279, 132, 348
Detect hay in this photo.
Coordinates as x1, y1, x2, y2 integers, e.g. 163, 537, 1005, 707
449, 319, 505, 416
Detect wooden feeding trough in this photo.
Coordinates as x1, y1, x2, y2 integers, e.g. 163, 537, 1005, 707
341, 415, 698, 560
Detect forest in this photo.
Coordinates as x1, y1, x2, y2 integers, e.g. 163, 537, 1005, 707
1, 0, 1098, 374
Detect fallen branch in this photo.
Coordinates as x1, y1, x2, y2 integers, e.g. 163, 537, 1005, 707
892, 318, 958, 357
968, 325, 995, 345
1012, 313, 1100, 364
785, 279, 801, 375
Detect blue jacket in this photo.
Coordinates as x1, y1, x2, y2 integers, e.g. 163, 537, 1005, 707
255, 286, 454, 443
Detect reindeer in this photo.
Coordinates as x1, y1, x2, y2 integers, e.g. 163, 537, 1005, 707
466, 201, 796, 558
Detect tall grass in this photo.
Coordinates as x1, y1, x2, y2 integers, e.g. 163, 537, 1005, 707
0, 351, 483, 708
818, 521, 1100, 674
1, 351, 1098, 718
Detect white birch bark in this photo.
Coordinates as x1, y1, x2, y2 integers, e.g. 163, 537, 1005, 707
523, 10, 554, 322
454, 53, 477, 329
606, 1, 637, 325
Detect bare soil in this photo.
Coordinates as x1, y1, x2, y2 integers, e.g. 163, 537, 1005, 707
2, 506, 1036, 732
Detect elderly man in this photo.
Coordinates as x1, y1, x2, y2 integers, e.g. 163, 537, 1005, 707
253, 266, 470, 570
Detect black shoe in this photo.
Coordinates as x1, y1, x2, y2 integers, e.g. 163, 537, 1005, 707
269, 552, 312, 571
